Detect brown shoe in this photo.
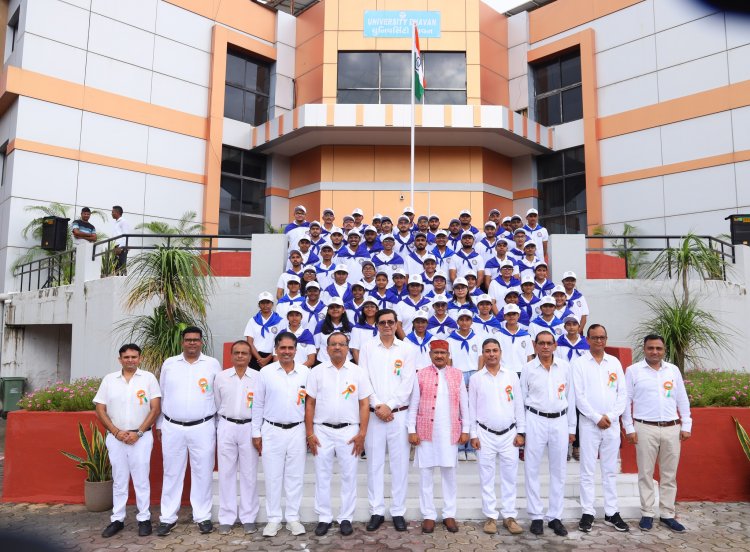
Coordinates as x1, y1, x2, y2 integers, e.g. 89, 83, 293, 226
503, 517, 523, 535
483, 518, 497, 534
422, 519, 435, 533
443, 518, 459, 533
572, 446, 580, 461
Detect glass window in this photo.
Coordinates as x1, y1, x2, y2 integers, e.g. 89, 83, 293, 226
536, 146, 586, 234
424, 52, 466, 89
533, 49, 582, 126
224, 49, 271, 126
220, 146, 267, 235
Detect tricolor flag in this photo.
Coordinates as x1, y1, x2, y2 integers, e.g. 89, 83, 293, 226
413, 25, 425, 101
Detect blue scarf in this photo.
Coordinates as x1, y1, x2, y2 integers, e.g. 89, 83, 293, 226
277, 294, 303, 306
498, 325, 530, 343
325, 283, 353, 303
427, 315, 457, 335
557, 334, 590, 361
493, 276, 521, 289
473, 314, 503, 332
447, 300, 476, 313
477, 238, 496, 256
369, 290, 391, 309
253, 311, 283, 337
402, 296, 431, 311
534, 279, 555, 297
387, 285, 408, 299
373, 252, 404, 267
430, 245, 454, 265
301, 301, 325, 323
405, 331, 434, 353
531, 315, 564, 332
294, 328, 315, 346
394, 233, 414, 253
345, 300, 365, 321
454, 249, 480, 269
315, 262, 336, 278
356, 322, 378, 336
284, 221, 309, 234
448, 329, 476, 352
567, 289, 583, 309
407, 250, 427, 267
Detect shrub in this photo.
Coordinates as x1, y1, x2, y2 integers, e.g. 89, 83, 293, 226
18, 378, 102, 412
684, 370, 750, 408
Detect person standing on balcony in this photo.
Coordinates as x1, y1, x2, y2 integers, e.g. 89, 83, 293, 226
111, 205, 132, 275
71, 207, 97, 243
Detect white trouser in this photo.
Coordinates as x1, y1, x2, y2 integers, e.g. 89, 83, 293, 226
476, 425, 519, 520
106, 431, 153, 523
217, 417, 259, 525
261, 421, 306, 523
365, 409, 409, 517
419, 466, 456, 520
160, 418, 216, 524
524, 412, 568, 521
579, 417, 621, 516
313, 423, 359, 523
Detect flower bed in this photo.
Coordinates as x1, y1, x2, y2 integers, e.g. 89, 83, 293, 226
684, 369, 750, 407
17, 378, 102, 411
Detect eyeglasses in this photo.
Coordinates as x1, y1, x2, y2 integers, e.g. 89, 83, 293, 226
536, 342, 554, 347
589, 336, 608, 341
377, 320, 396, 326
183, 338, 202, 343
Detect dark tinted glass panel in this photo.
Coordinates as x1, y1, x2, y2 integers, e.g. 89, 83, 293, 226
562, 86, 583, 122
337, 89, 379, 104
565, 212, 587, 234
226, 53, 245, 86
560, 53, 581, 87
249, 93, 269, 125
537, 152, 563, 180
222, 147, 242, 176
563, 147, 585, 174
381, 52, 410, 88
536, 94, 561, 126
541, 214, 566, 234
338, 52, 378, 88
381, 90, 411, 104
219, 211, 238, 234
239, 215, 266, 235
424, 52, 466, 89
242, 153, 266, 181
224, 85, 244, 120
243, 92, 256, 125
245, 61, 271, 93
534, 59, 560, 95
424, 90, 466, 105
240, 181, 265, 214
564, 174, 587, 212
257, 64, 270, 94
538, 179, 565, 216
220, 176, 242, 212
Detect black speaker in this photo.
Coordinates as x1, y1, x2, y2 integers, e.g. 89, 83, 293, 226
40, 216, 70, 251
726, 214, 750, 246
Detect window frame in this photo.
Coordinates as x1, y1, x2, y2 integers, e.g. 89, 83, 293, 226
537, 146, 587, 235
532, 49, 582, 127
219, 146, 267, 235
224, 48, 271, 126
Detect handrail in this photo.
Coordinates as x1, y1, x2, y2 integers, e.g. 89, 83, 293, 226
13, 248, 76, 292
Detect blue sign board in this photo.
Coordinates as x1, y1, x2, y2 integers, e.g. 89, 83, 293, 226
364, 10, 441, 38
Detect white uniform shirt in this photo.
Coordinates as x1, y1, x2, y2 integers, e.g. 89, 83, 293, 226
244, 312, 285, 353
159, 353, 221, 424
497, 328, 533, 374
112, 216, 133, 247
571, 352, 627, 424
566, 290, 590, 319
621, 360, 692, 433
447, 331, 482, 373
448, 250, 485, 279
403, 250, 429, 276
282, 324, 317, 365
93, 369, 161, 430
524, 224, 549, 252
520, 357, 576, 432
350, 325, 379, 352
359, 338, 416, 410
251, 362, 310, 438
468, 366, 525, 438
214, 367, 258, 420
306, 361, 373, 424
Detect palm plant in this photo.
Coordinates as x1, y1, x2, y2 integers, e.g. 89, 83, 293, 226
60, 422, 112, 482
592, 223, 646, 278
136, 211, 204, 247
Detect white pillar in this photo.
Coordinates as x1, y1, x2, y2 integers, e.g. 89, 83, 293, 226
548, 234, 587, 283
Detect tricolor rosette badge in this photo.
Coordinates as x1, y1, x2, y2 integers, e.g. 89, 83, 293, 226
664, 380, 673, 398
297, 388, 307, 405
342, 384, 356, 400
394, 359, 403, 376
558, 383, 566, 400
136, 389, 147, 405
247, 391, 253, 409
505, 385, 514, 402
608, 373, 617, 388
198, 378, 209, 393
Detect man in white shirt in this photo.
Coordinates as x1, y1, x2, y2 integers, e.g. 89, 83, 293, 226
359, 308, 416, 532
156, 327, 222, 537
305, 332, 372, 537
94, 343, 161, 538
214, 340, 260, 536
244, 292, 285, 370
520, 331, 576, 537
251, 332, 310, 537
522, 208, 549, 258
622, 334, 692, 533
469, 338, 524, 536
571, 324, 629, 533
111, 205, 133, 275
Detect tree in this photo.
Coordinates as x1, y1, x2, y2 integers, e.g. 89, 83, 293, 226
136, 211, 204, 247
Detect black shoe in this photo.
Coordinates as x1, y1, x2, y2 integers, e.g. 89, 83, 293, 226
392, 516, 407, 532
548, 519, 568, 537
578, 514, 594, 533
138, 520, 152, 537
314, 522, 331, 536
102, 521, 124, 538
530, 519, 543, 535
604, 512, 630, 532
366, 515, 384, 531
156, 522, 176, 537
197, 520, 214, 534
340, 520, 353, 536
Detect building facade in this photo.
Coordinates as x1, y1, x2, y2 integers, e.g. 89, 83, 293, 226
0, 0, 748, 292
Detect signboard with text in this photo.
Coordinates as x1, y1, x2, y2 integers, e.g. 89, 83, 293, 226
363, 10, 441, 38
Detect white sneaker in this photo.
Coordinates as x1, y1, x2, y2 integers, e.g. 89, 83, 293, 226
458, 450, 468, 461
466, 450, 477, 462
263, 522, 282, 537
287, 520, 306, 535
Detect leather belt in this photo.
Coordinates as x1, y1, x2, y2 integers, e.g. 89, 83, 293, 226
164, 415, 213, 427
478, 422, 516, 436
221, 415, 252, 425
526, 406, 567, 419
126, 427, 152, 432
370, 405, 408, 413
265, 420, 303, 429
634, 418, 680, 427
321, 422, 355, 429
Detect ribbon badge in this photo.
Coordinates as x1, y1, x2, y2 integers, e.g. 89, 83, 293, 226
505, 385, 514, 402
247, 392, 253, 409
297, 388, 307, 405
198, 378, 209, 393
342, 384, 356, 400
608, 373, 617, 388
557, 383, 566, 400
664, 380, 673, 398
394, 359, 403, 376
136, 389, 147, 405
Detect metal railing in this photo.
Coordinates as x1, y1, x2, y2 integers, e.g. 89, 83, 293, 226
585, 234, 735, 281
14, 248, 76, 292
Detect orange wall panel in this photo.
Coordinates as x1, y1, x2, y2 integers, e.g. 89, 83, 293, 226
479, 1, 507, 46
373, 146, 410, 182
290, 147, 323, 189
480, 67, 509, 107
165, 0, 276, 43
295, 65, 324, 105
290, 191, 322, 223
479, 33, 508, 78
481, 149, 512, 189
332, 146, 375, 182
482, 192, 512, 219
296, 0, 325, 46
529, 0, 643, 44
429, 147, 472, 183
296, 32, 325, 77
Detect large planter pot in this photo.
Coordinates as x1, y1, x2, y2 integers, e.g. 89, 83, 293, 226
84, 480, 113, 512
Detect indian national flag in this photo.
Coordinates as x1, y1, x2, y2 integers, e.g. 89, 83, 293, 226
413, 25, 425, 101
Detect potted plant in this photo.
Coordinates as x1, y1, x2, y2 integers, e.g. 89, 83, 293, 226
61, 421, 113, 512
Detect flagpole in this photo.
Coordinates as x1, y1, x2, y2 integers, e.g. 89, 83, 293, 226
410, 22, 415, 210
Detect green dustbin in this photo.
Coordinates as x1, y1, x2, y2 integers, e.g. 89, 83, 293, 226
1, 377, 26, 416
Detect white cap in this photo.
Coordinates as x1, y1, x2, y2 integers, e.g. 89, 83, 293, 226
297, 236, 311, 244
534, 260, 548, 268
461, 230, 475, 238
306, 281, 320, 289
327, 297, 345, 307
539, 296, 556, 306
431, 294, 449, 305
363, 225, 377, 233
288, 248, 301, 256
523, 241, 537, 249
562, 271, 577, 281
286, 275, 301, 284
330, 228, 344, 236
456, 309, 474, 320
398, 214, 410, 222
343, 214, 354, 222
496, 237, 510, 247
362, 296, 379, 306
503, 288, 520, 299
484, 221, 497, 229
381, 233, 395, 241
563, 313, 580, 323
489, 208, 501, 215
403, 206, 415, 214
393, 268, 407, 277
464, 269, 477, 279
411, 310, 429, 322
503, 303, 521, 315
433, 270, 448, 280
294, 205, 307, 213
320, 243, 334, 250
477, 293, 493, 304
351, 280, 366, 289
309, 220, 321, 228
521, 274, 535, 285
408, 274, 424, 286
333, 264, 349, 273
376, 268, 390, 277
435, 229, 448, 237
361, 259, 375, 268
352, 208, 364, 216
502, 216, 512, 223
422, 254, 436, 263
286, 304, 304, 316
429, 213, 440, 220
373, 213, 383, 220
500, 259, 515, 269
258, 291, 274, 303
511, 213, 523, 220
551, 285, 567, 295
453, 277, 468, 287
322, 208, 334, 216
303, 265, 317, 273
513, 227, 527, 235
459, 209, 471, 216
526, 208, 539, 216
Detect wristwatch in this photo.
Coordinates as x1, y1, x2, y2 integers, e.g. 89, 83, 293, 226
136, 430, 144, 438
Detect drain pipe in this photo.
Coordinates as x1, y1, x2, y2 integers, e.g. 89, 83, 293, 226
0, 293, 12, 375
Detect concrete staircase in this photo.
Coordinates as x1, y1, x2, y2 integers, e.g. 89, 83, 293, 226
211, 452, 643, 522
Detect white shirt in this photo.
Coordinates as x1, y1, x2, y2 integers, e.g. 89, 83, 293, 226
621, 360, 692, 433
571, 352, 627, 425
468, 366, 525, 438
112, 216, 133, 247
403, 333, 434, 371
244, 312, 285, 353
93, 369, 161, 430
447, 331, 482, 372
566, 290, 590, 318
214, 367, 258, 420
520, 357, 576, 432
251, 361, 310, 438
395, 297, 430, 335
350, 325, 379, 352
282, 324, 317, 365
403, 250, 429, 276
497, 328, 533, 374
448, 250, 485, 279
306, 361, 373, 424
359, 338, 415, 410
158, 353, 222, 425
524, 225, 549, 252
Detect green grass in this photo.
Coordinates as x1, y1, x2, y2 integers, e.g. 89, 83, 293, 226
684, 370, 750, 407
18, 378, 102, 412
